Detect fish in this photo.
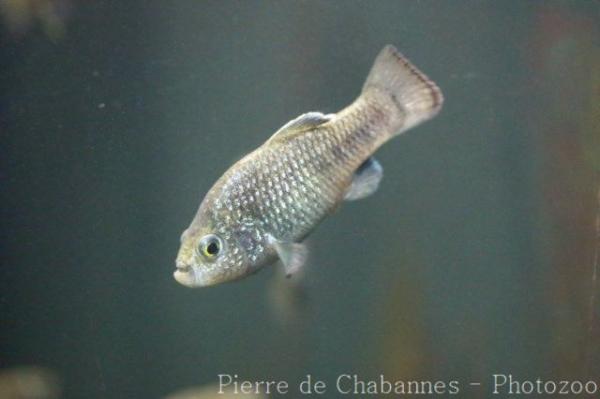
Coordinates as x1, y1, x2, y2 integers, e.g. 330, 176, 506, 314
174, 45, 443, 287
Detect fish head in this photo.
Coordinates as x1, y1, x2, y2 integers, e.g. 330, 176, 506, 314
174, 220, 252, 287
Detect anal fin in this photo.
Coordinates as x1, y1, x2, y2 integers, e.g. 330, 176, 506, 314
344, 157, 383, 201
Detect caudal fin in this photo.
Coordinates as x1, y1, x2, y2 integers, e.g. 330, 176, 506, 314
362, 45, 443, 134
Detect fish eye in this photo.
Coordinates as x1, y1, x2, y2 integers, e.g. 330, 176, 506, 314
197, 234, 223, 260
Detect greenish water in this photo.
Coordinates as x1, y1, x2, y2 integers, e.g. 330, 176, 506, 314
1, 1, 599, 398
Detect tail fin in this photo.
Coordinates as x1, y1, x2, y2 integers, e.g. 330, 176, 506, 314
362, 45, 443, 134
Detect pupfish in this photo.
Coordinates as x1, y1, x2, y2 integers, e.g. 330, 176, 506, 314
175, 45, 443, 287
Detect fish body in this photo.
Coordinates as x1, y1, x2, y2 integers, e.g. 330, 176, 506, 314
175, 45, 443, 287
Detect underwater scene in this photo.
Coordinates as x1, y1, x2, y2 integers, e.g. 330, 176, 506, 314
1, 1, 599, 398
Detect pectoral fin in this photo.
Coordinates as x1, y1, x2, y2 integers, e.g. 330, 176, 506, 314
270, 237, 308, 277
267, 112, 333, 143
344, 157, 383, 201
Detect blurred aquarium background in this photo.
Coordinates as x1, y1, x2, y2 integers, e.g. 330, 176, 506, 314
1, 1, 599, 398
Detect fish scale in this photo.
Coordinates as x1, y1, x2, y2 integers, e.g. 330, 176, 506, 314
174, 45, 443, 287
209, 98, 390, 262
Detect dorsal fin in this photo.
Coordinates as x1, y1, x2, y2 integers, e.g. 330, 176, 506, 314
267, 112, 333, 143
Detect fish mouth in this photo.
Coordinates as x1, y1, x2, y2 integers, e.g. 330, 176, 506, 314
173, 264, 221, 287
174, 264, 197, 287
176, 264, 191, 273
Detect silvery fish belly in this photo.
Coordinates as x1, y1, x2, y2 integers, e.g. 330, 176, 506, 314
175, 45, 443, 287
